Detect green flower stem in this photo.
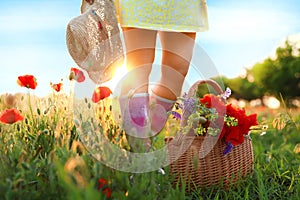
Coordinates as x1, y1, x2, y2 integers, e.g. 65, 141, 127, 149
27, 89, 37, 128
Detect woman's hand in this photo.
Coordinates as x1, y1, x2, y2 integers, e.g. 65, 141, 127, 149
85, 0, 94, 5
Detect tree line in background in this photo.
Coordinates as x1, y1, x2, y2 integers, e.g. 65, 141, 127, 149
206, 40, 300, 107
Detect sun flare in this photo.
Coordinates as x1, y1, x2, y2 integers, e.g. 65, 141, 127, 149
105, 64, 128, 90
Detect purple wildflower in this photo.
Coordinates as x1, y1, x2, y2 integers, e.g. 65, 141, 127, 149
170, 111, 181, 120
221, 87, 231, 100
183, 97, 197, 115
223, 142, 233, 155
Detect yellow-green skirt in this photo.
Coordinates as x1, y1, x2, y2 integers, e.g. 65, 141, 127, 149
114, 0, 209, 32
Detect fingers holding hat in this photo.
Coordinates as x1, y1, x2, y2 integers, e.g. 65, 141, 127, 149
86, 0, 94, 4
81, 0, 95, 13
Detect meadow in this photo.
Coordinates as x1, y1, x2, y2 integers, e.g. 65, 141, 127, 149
0, 76, 299, 200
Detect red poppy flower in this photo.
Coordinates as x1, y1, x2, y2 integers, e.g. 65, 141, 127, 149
224, 104, 258, 145
102, 188, 112, 198
17, 75, 37, 89
92, 86, 112, 103
98, 178, 112, 198
51, 83, 63, 92
0, 108, 24, 124
200, 94, 226, 116
69, 68, 85, 83
98, 178, 107, 189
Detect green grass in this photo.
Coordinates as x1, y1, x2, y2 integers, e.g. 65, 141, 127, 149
0, 94, 299, 200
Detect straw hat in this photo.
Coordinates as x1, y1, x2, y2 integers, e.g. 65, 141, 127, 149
66, 0, 124, 84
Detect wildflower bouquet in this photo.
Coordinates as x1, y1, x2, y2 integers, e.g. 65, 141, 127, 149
166, 80, 259, 190
173, 86, 258, 155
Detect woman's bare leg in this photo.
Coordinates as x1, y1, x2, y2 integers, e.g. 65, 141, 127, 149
120, 28, 157, 152
121, 28, 157, 94
152, 32, 196, 100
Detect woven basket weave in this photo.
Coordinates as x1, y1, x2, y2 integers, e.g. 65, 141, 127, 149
165, 80, 254, 191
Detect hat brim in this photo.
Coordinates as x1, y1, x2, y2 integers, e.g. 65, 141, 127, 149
67, 1, 124, 84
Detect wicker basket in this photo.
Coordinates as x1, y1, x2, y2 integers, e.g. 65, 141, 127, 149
165, 80, 254, 191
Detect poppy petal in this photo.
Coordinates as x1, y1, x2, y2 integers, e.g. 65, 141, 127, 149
52, 83, 63, 92
102, 188, 112, 198
70, 68, 85, 83
17, 75, 37, 89
0, 108, 24, 124
76, 70, 85, 82
92, 86, 112, 103
98, 178, 107, 189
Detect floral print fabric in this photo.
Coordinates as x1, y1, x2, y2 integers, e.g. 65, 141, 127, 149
115, 0, 209, 32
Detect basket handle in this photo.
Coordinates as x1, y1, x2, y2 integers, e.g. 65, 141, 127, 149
167, 79, 224, 145
187, 79, 224, 98
181, 79, 224, 129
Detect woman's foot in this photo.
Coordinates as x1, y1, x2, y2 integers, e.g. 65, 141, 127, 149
150, 92, 176, 136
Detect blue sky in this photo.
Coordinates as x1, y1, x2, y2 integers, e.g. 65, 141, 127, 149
0, 0, 300, 96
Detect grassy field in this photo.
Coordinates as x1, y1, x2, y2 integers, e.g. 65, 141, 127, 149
0, 92, 299, 200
